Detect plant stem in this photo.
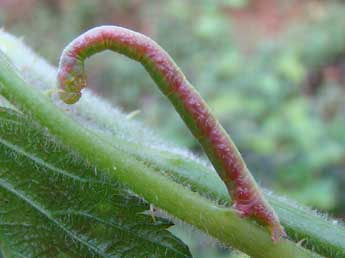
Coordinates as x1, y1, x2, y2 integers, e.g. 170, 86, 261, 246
94, 128, 345, 258
0, 51, 322, 258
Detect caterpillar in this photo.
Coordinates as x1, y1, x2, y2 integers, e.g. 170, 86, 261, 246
57, 25, 286, 241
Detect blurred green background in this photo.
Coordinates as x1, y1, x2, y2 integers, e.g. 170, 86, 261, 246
0, 0, 344, 257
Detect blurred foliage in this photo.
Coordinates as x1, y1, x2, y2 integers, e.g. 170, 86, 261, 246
1, 0, 345, 257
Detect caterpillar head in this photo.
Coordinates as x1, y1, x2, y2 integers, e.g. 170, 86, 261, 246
57, 66, 86, 104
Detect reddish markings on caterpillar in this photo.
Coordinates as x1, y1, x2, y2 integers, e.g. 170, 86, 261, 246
57, 25, 286, 241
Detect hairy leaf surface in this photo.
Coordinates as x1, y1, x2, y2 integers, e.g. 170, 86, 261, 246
0, 108, 191, 258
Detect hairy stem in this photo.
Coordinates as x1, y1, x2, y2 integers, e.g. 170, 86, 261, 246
57, 26, 284, 240
88, 126, 345, 258
0, 50, 321, 258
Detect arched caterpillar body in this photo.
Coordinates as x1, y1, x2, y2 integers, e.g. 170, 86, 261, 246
57, 25, 286, 241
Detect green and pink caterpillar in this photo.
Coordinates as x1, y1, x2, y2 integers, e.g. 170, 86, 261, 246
57, 25, 286, 241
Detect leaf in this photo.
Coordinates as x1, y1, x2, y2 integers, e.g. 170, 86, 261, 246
0, 108, 191, 258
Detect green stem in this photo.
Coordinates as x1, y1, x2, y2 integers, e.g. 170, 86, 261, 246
93, 127, 345, 258
0, 51, 321, 258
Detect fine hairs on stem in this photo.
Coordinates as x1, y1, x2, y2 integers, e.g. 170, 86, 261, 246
57, 25, 286, 241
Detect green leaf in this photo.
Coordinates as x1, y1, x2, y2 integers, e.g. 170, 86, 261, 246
0, 108, 191, 258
